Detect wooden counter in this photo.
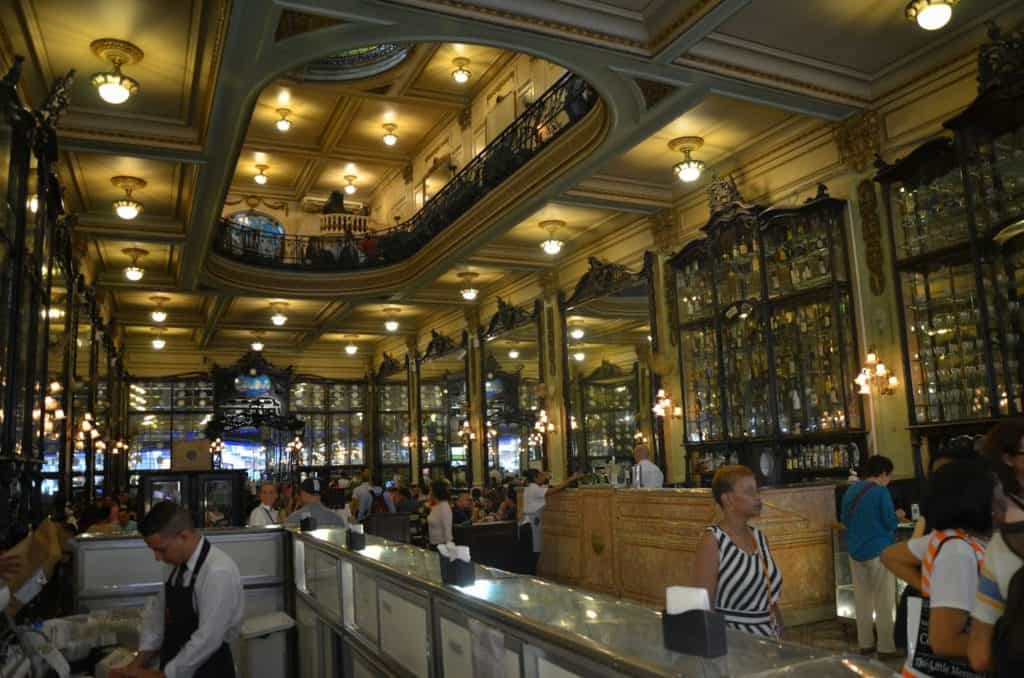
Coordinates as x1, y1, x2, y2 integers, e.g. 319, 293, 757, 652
534, 484, 837, 626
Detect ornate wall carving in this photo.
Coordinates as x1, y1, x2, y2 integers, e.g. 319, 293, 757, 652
857, 179, 886, 296
274, 10, 344, 42
834, 110, 881, 173
633, 78, 675, 110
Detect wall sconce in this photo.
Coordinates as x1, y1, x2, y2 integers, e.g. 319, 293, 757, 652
855, 347, 898, 396
534, 409, 555, 434
652, 389, 682, 419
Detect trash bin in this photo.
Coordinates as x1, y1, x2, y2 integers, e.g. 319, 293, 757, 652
240, 611, 295, 678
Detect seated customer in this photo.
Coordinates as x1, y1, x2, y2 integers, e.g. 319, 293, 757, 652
357, 473, 396, 520
284, 478, 346, 528
452, 493, 474, 524
395, 487, 419, 513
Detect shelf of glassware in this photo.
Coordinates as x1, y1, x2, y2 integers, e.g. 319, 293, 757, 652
721, 312, 772, 440
715, 224, 762, 309
899, 252, 1023, 424
679, 321, 722, 444
886, 161, 970, 262
960, 123, 1024, 238
761, 203, 848, 301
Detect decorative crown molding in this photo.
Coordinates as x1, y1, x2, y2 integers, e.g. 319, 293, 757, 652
275, 9, 345, 42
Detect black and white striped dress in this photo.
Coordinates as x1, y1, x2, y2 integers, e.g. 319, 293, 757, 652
708, 525, 783, 638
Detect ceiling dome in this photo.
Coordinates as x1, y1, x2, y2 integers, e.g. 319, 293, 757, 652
290, 44, 409, 81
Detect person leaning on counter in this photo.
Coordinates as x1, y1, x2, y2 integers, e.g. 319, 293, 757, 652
632, 443, 664, 488
113, 501, 244, 678
520, 469, 582, 575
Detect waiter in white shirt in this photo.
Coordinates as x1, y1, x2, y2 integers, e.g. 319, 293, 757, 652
632, 444, 664, 489
114, 501, 244, 678
519, 469, 581, 575
247, 482, 279, 527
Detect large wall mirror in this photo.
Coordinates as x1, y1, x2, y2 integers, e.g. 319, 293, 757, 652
563, 258, 657, 477
376, 353, 411, 486
417, 330, 469, 486
482, 299, 544, 483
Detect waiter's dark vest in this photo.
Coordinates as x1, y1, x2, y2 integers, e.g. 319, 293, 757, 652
160, 539, 236, 677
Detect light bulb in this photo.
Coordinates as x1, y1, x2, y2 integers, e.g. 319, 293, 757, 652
461, 287, 479, 301
28, 196, 38, 214
385, 319, 399, 332
254, 173, 267, 185
98, 81, 131, 105
912, 1, 953, 30
344, 183, 356, 195
276, 118, 291, 132
114, 200, 141, 220
866, 351, 878, 365
541, 239, 564, 256
383, 133, 397, 146
508, 349, 520, 359
569, 327, 584, 340
271, 312, 287, 326
124, 266, 144, 281
452, 68, 470, 84
151, 309, 167, 323
675, 159, 704, 183
345, 343, 358, 355
251, 341, 264, 351
573, 351, 585, 362
152, 337, 165, 350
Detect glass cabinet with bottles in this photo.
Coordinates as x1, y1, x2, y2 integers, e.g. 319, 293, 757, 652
876, 27, 1024, 471
671, 185, 865, 484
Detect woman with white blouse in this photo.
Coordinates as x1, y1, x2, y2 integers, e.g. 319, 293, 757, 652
427, 479, 453, 548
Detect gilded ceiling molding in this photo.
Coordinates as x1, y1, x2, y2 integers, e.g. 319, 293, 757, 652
274, 9, 346, 42
834, 110, 881, 173
648, 0, 723, 54
633, 78, 676, 110
857, 179, 886, 296
679, 54, 872, 107
224, 195, 289, 215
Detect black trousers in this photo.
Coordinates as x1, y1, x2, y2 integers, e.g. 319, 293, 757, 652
518, 523, 540, 575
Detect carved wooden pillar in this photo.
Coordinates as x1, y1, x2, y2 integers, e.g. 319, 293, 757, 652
405, 336, 422, 482
539, 272, 569, 483
649, 217, 688, 484
464, 307, 486, 486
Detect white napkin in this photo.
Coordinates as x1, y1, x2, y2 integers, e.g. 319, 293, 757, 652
348, 524, 364, 535
437, 542, 471, 562
666, 586, 710, 615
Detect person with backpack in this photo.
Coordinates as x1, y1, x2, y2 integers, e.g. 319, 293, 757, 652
841, 455, 904, 658
881, 458, 996, 677
357, 472, 395, 521
968, 421, 1024, 674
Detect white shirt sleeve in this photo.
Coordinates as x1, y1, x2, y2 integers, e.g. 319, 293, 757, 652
928, 539, 979, 612
138, 579, 167, 653
247, 506, 270, 527
907, 534, 928, 561
163, 557, 245, 678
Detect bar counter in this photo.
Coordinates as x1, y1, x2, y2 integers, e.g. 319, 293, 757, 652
535, 483, 837, 625
294, 527, 884, 678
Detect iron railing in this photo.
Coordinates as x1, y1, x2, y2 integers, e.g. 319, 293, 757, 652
214, 73, 598, 271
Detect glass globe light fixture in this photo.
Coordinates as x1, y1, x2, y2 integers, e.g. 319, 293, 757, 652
90, 40, 143, 105
253, 164, 269, 185
573, 351, 586, 362
251, 340, 264, 351
344, 175, 358, 195
151, 329, 166, 350
275, 108, 292, 132
906, 0, 956, 31
458, 271, 480, 301
111, 176, 146, 220
569, 326, 585, 340
539, 219, 565, 256
382, 123, 399, 146
345, 342, 358, 355
451, 58, 471, 84
269, 302, 288, 326
122, 247, 148, 281
508, 349, 520, 359
385, 319, 399, 332
27, 196, 38, 214
150, 295, 170, 323
669, 136, 706, 183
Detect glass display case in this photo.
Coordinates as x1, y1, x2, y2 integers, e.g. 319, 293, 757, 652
671, 185, 864, 484
129, 379, 214, 474
419, 372, 469, 485
376, 364, 411, 485
875, 30, 1024, 471
290, 379, 368, 473
137, 469, 249, 527
579, 369, 638, 466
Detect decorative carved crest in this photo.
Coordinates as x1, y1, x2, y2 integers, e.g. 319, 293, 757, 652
564, 257, 647, 309
39, 69, 74, 128
402, 163, 414, 184
458, 107, 472, 130
422, 329, 462, 362
857, 179, 886, 295
834, 110, 881, 173
485, 297, 534, 337
633, 78, 675, 110
978, 21, 1024, 94
378, 352, 404, 378
274, 10, 344, 42
707, 174, 745, 213
3, 55, 24, 89
584, 360, 628, 382
651, 209, 679, 254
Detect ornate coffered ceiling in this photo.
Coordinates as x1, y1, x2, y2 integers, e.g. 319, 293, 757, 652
2, 0, 1020, 374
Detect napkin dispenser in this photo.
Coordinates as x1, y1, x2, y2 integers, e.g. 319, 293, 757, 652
346, 525, 365, 550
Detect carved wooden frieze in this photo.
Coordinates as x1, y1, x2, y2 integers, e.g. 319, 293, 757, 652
834, 110, 881, 173
563, 256, 646, 309
377, 352, 404, 378
484, 297, 534, 337
421, 329, 462, 362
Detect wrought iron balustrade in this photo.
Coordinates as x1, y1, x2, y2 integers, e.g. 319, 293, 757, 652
214, 73, 598, 272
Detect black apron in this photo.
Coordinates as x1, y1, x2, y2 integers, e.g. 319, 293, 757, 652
160, 539, 236, 677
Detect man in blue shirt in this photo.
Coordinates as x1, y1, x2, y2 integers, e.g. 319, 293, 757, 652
841, 455, 905, 657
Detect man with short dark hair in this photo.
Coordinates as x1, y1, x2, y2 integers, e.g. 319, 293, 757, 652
284, 477, 346, 528
114, 501, 243, 678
